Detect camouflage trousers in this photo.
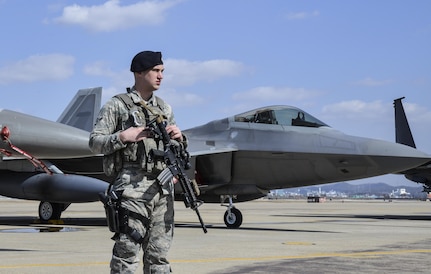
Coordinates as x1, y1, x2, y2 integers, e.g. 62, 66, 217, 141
110, 168, 175, 274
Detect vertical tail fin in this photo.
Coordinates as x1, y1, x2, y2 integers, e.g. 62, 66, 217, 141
394, 97, 431, 192
393, 97, 416, 148
56, 87, 102, 132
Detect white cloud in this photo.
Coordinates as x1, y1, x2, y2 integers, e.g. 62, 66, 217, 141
82, 57, 242, 108
83, 61, 116, 77
322, 100, 390, 120
100, 86, 119, 104
286, 10, 319, 20
232, 86, 320, 102
52, 0, 180, 32
323, 100, 431, 125
402, 101, 431, 124
163, 59, 246, 86
158, 88, 204, 107
320, 99, 395, 141
400, 101, 431, 152
0, 54, 74, 84
321, 99, 431, 146
353, 77, 393, 87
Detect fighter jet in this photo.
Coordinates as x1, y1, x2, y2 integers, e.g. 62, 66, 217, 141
184, 105, 431, 227
0, 87, 108, 221
1, 89, 430, 229
393, 97, 431, 193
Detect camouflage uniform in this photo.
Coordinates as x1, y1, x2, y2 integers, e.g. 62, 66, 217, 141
89, 88, 181, 274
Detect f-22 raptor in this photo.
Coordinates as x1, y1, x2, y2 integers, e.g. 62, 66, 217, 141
1, 88, 430, 229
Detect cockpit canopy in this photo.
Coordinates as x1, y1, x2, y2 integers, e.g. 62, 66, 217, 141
234, 105, 329, 128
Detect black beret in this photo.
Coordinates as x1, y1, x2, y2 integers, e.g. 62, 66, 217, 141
130, 51, 163, 72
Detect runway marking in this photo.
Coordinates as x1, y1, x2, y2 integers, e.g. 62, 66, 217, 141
282, 241, 316, 245
1, 249, 430, 269
171, 249, 431, 263
0, 262, 108, 269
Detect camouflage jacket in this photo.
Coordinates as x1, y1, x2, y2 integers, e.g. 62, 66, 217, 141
89, 88, 182, 176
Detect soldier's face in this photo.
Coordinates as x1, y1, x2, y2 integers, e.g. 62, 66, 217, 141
142, 64, 164, 91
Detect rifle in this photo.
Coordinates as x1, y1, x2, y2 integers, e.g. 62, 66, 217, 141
146, 112, 208, 234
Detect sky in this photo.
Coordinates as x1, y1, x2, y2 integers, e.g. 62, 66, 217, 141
0, 0, 430, 187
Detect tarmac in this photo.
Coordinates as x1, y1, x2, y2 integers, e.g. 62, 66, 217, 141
0, 197, 430, 274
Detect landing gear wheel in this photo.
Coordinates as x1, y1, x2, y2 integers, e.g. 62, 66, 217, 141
224, 207, 243, 228
38, 201, 62, 222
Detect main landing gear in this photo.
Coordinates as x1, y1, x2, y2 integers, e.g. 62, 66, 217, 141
38, 201, 69, 222
221, 195, 243, 229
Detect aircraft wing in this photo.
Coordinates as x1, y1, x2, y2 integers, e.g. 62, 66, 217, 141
189, 147, 238, 157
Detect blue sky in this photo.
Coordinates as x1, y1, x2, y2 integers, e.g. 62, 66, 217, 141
1, 0, 430, 187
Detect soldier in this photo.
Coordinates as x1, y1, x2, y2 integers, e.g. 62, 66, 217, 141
89, 51, 186, 273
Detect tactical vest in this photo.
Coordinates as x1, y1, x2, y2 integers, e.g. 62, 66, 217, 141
102, 92, 169, 177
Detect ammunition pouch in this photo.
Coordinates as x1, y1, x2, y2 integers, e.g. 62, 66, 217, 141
98, 190, 150, 244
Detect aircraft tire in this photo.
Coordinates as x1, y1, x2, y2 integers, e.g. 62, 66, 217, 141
224, 207, 243, 228
38, 201, 62, 222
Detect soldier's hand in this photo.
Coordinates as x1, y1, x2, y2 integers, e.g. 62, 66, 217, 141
119, 127, 152, 143
166, 125, 183, 141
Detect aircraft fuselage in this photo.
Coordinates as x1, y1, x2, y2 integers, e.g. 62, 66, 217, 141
184, 110, 431, 201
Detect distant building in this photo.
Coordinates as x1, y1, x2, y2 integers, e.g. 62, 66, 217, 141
389, 188, 411, 199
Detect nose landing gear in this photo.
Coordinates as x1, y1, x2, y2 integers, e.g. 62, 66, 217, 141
221, 195, 243, 228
